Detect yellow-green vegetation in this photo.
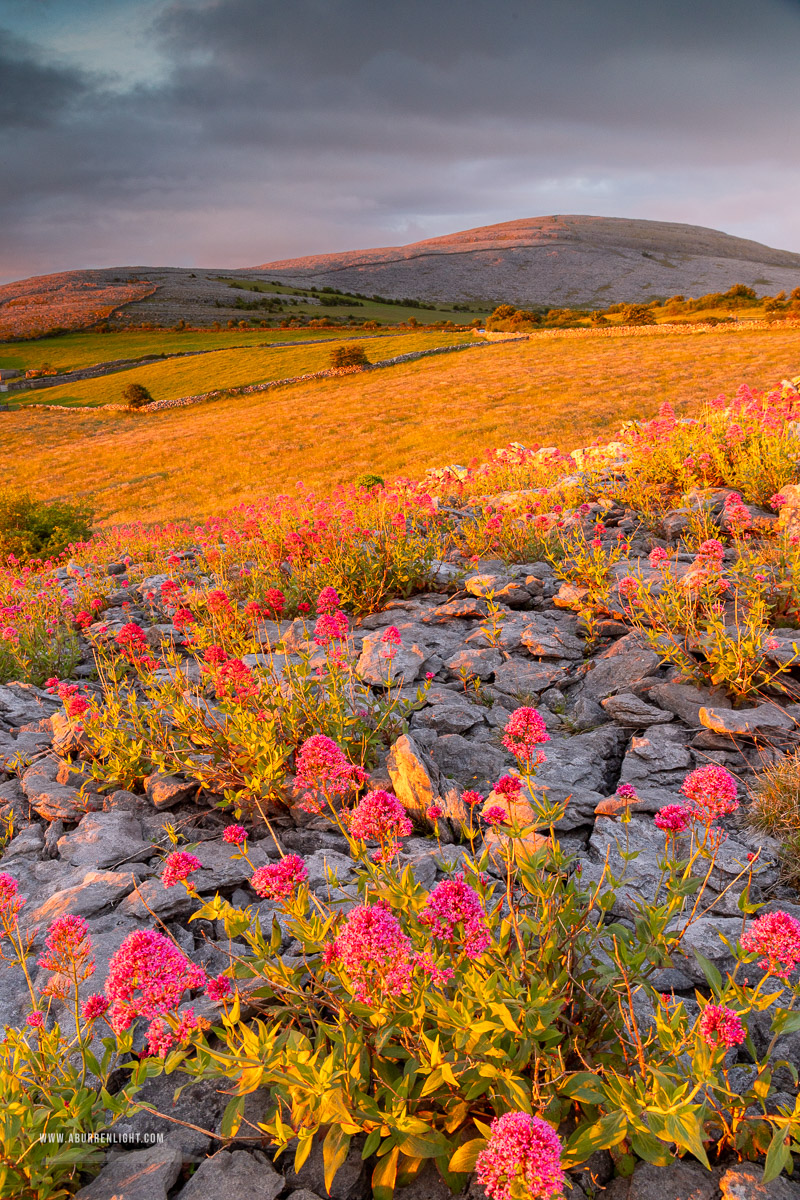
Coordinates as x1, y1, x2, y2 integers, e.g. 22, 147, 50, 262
218, 276, 489, 324
11, 330, 471, 408
751, 751, 800, 888
0, 326, 351, 374
3, 323, 799, 527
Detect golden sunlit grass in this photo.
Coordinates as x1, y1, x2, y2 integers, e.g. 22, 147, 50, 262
0, 328, 354, 373
4, 324, 800, 526
11, 330, 469, 408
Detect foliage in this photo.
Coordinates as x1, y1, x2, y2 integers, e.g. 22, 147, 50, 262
122, 381, 153, 409
0, 489, 93, 563
329, 343, 370, 368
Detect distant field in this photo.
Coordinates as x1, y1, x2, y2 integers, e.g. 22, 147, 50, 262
3, 324, 799, 526
0, 327, 376, 374
9, 330, 471, 409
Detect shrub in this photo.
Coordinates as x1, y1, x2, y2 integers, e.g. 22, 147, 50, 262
355, 472, 385, 490
621, 303, 656, 326
0, 489, 93, 561
751, 751, 800, 887
122, 382, 153, 409
329, 344, 370, 369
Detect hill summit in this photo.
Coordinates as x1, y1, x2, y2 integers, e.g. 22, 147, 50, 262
255, 214, 800, 307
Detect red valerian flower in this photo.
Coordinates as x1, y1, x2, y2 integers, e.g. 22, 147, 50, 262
161, 851, 203, 889
475, 1111, 565, 1200
222, 824, 247, 846
250, 854, 308, 901
501, 707, 549, 765
104, 929, 206, 1032
420, 876, 490, 958
740, 911, 800, 979
681, 764, 738, 821
698, 1004, 746, 1049
654, 804, 692, 833
323, 903, 414, 1003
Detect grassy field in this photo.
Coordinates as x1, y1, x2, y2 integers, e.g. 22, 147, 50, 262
9, 331, 471, 409
3, 324, 799, 526
218, 277, 488, 325
0, 326, 386, 375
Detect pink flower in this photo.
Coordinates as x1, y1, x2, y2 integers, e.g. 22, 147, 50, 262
81, 994, 110, 1021
649, 547, 669, 567
426, 804, 444, 821
681, 764, 738, 821
206, 589, 232, 615
0, 872, 24, 922
483, 805, 509, 828
37, 915, 94, 979
494, 775, 523, 798
381, 625, 402, 660
461, 789, 484, 807
222, 825, 247, 846
294, 734, 365, 808
475, 1111, 565, 1200
250, 854, 308, 901
618, 576, 640, 598
162, 851, 203, 889
105, 930, 206, 1032
696, 539, 725, 561
654, 804, 692, 833
616, 783, 638, 800
313, 609, 349, 645
501, 707, 550, 765
206, 973, 232, 1002
263, 587, 286, 616
420, 876, 490, 959
26, 1011, 44, 1028
145, 1016, 174, 1058
740, 911, 800, 979
324, 903, 413, 1003
316, 586, 341, 614
770, 493, 787, 510
698, 1004, 746, 1049
348, 790, 412, 853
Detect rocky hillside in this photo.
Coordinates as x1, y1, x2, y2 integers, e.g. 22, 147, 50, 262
255, 214, 800, 306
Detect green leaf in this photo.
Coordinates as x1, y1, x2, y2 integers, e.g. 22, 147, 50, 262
396, 1131, 451, 1159
562, 1112, 628, 1167
764, 1125, 792, 1184
693, 950, 722, 995
295, 1131, 314, 1173
372, 1145, 399, 1200
661, 1110, 710, 1169
561, 1072, 606, 1105
219, 1094, 244, 1139
362, 1130, 382, 1160
630, 1129, 674, 1167
323, 1125, 351, 1195
448, 1138, 485, 1174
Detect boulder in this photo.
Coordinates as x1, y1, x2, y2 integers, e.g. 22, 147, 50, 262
720, 1162, 800, 1199
24, 870, 136, 928
601, 692, 674, 726
491, 658, 568, 697
174, 1150, 284, 1200
578, 632, 660, 701
144, 773, 198, 809
647, 680, 731, 726
74, 1144, 183, 1200
57, 811, 151, 870
355, 633, 425, 687
427, 734, 509, 792
444, 647, 502, 680
700, 703, 795, 736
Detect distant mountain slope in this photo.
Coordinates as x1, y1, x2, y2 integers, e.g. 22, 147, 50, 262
254, 215, 800, 306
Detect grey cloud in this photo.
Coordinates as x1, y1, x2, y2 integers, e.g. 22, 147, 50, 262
2, 0, 800, 280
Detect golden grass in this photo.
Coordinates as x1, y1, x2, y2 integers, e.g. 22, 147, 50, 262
4, 325, 799, 526
0, 328, 351, 373
13, 331, 468, 409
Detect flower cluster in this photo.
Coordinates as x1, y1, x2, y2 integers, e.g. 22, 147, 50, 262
293, 734, 366, 811
475, 1111, 565, 1200
501, 707, 550, 767
0, 872, 24, 923
104, 929, 206, 1032
654, 804, 692, 833
347, 789, 412, 860
162, 851, 203, 889
222, 824, 248, 845
740, 910, 800, 979
323, 903, 414, 1003
681, 764, 739, 821
420, 876, 490, 959
698, 1003, 746, 1049
250, 854, 308, 901
37, 914, 95, 983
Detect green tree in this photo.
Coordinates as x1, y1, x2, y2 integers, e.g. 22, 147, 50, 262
122, 383, 153, 409
329, 344, 370, 368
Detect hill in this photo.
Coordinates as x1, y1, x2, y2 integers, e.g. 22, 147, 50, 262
255, 214, 800, 306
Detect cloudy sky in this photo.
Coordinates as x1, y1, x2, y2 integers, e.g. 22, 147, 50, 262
3, 0, 800, 282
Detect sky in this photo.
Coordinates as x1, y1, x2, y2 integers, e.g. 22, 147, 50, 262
3, 0, 800, 282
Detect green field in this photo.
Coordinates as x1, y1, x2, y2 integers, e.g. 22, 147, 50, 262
0, 326, 370, 375
6, 330, 473, 408
217, 277, 489, 325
